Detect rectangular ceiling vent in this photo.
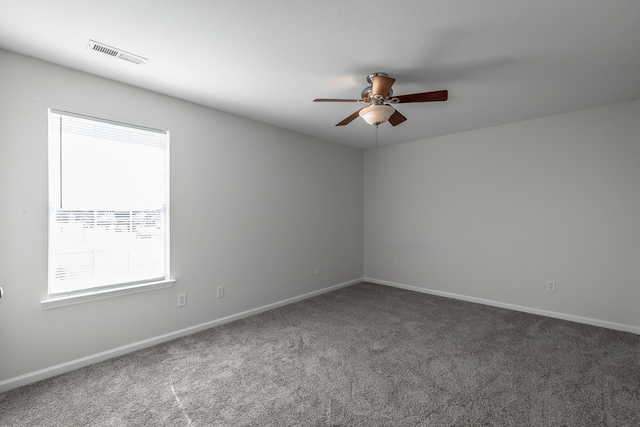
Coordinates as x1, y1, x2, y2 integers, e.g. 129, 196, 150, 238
86, 40, 147, 65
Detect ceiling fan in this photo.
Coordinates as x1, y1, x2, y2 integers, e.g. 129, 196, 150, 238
314, 72, 448, 127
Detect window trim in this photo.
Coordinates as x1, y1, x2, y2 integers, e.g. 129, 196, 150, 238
41, 279, 175, 310
45, 109, 172, 305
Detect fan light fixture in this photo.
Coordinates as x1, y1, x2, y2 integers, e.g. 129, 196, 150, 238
359, 104, 395, 126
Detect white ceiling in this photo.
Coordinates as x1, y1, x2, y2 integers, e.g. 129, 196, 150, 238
1, 1, 639, 150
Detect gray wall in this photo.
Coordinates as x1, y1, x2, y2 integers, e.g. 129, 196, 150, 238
0, 49, 364, 388
365, 100, 640, 333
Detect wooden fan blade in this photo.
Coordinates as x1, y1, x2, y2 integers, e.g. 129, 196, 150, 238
388, 109, 407, 126
394, 90, 448, 103
314, 98, 361, 102
336, 108, 364, 126
372, 75, 395, 97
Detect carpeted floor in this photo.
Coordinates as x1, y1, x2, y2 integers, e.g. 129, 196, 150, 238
1, 282, 639, 426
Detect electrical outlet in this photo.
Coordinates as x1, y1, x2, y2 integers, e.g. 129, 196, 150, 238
393, 261, 399, 270
217, 286, 224, 298
178, 293, 187, 307
546, 281, 556, 292
315, 266, 320, 276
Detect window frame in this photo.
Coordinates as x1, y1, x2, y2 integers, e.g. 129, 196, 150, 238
42, 109, 173, 309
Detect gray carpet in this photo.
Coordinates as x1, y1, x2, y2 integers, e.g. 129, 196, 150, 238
1, 282, 639, 426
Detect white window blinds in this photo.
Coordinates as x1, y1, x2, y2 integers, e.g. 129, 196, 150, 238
48, 110, 169, 296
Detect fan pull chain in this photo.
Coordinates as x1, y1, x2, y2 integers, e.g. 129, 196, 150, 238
375, 124, 379, 148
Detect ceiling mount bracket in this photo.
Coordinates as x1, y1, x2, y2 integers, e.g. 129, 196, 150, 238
366, 72, 389, 84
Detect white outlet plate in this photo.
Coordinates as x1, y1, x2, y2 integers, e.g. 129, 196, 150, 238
393, 261, 399, 270
178, 293, 187, 306
315, 266, 320, 276
546, 281, 556, 292
217, 286, 224, 298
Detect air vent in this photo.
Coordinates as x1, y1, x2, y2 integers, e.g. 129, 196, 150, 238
86, 40, 147, 65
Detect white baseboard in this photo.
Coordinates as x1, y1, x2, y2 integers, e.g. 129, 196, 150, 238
0, 277, 362, 394
364, 277, 640, 336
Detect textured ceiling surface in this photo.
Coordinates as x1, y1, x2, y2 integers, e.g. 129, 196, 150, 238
1, 0, 639, 150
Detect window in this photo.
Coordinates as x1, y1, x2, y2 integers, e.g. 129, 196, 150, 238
47, 110, 170, 298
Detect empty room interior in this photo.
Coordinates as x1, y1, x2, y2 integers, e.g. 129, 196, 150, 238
1, 1, 639, 425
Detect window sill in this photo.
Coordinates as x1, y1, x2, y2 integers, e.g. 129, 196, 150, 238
41, 279, 176, 310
